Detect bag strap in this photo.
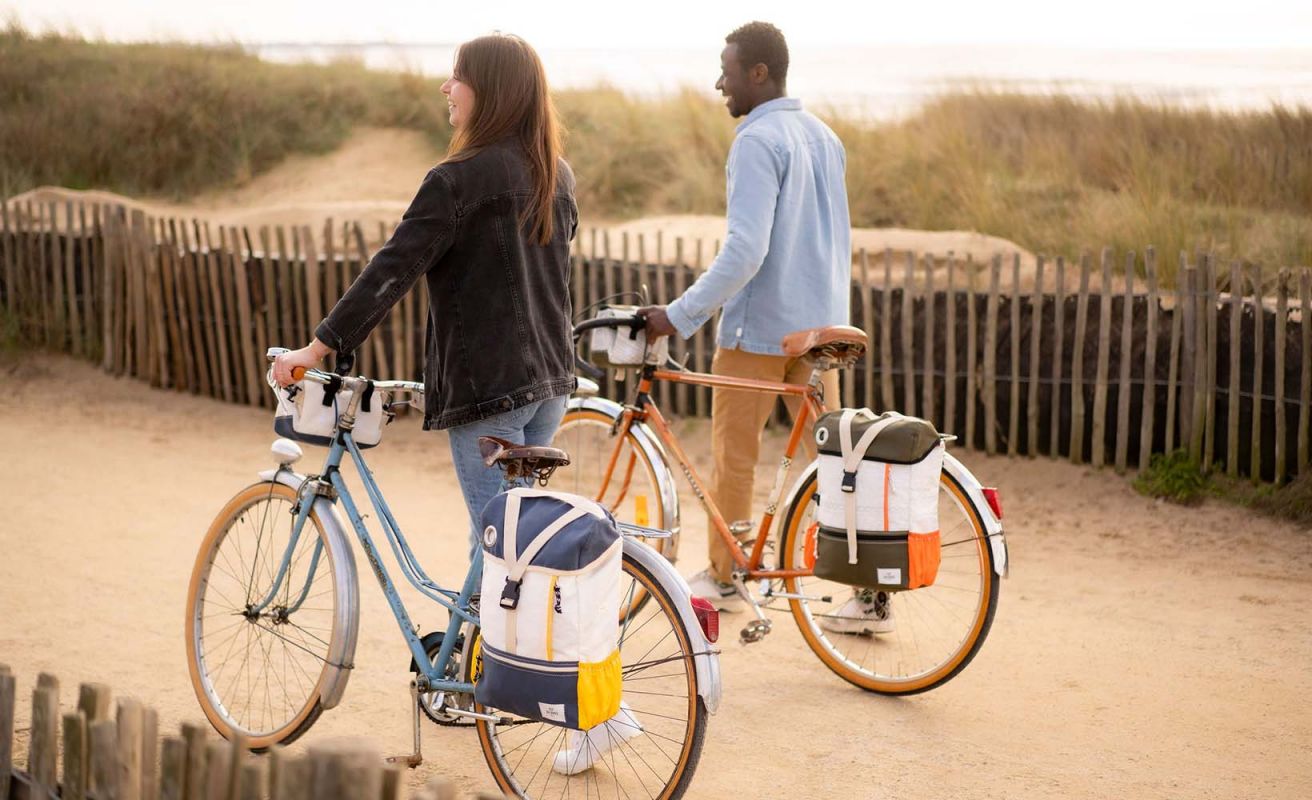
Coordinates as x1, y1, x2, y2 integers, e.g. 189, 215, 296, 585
498, 493, 591, 655
837, 409, 902, 565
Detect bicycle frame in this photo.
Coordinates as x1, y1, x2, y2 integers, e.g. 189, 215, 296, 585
601, 364, 827, 580
254, 430, 478, 696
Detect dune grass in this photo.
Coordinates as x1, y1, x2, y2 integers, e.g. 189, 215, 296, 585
3, 28, 1310, 275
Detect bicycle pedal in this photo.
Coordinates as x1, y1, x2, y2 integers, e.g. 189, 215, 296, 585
738, 618, 772, 645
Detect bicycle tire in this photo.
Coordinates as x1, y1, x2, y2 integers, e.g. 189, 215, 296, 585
185, 481, 346, 748
474, 551, 708, 799
552, 407, 679, 562
778, 468, 1000, 695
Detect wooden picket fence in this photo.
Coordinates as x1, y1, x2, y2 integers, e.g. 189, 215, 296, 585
1, 200, 1309, 483
0, 665, 491, 800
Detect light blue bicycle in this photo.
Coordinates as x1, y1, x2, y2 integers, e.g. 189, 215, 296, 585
184, 348, 720, 799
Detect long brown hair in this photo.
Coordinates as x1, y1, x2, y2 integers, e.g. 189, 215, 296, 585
445, 33, 564, 245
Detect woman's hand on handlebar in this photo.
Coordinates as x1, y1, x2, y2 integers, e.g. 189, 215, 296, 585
272, 338, 333, 387
636, 305, 676, 338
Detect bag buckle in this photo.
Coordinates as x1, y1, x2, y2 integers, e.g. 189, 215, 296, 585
499, 578, 522, 610
840, 471, 857, 493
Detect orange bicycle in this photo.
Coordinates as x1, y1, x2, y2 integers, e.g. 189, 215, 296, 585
551, 314, 1009, 694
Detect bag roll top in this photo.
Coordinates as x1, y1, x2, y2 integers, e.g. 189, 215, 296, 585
813, 409, 945, 590
476, 488, 624, 730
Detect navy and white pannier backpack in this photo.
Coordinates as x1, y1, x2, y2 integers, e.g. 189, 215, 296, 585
476, 488, 623, 730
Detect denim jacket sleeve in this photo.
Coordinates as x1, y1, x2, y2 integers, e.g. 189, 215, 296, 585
665, 134, 782, 339
315, 168, 458, 354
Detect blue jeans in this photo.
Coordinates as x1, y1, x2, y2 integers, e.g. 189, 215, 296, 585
447, 395, 569, 558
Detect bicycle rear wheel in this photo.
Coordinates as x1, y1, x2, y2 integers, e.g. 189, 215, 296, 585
778, 469, 999, 694
185, 481, 344, 747
474, 552, 708, 799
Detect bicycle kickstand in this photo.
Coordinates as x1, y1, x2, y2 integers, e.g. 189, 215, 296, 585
385, 678, 424, 768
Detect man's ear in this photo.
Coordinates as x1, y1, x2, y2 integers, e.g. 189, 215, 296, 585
748, 63, 771, 86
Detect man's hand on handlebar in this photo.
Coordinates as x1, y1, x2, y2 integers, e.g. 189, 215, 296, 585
272, 338, 333, 387
636, 305, 676, 338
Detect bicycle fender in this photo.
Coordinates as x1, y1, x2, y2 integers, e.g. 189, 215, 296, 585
622, 537, 723, 714
567, 395, 682, 550
777, 458, 1008, 578
258, 468, 361, 710
942, 453, 1008, 578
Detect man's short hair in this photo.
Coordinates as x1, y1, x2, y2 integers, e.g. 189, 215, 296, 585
726, 21, 789, 86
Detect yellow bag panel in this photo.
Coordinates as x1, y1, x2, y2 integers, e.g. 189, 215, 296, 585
575, 649, 622, 730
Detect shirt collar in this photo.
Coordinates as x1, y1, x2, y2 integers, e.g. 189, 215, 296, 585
736, 96, 802, 133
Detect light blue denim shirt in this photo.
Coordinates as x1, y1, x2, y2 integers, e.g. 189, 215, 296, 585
666, 97, 851, 355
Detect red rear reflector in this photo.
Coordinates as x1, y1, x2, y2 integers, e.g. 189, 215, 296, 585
982, 487, 1003, 520
689, 596, 719, 643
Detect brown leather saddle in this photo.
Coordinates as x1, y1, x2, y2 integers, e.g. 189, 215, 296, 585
780, 325, 868, 366
478, 435, 571, 483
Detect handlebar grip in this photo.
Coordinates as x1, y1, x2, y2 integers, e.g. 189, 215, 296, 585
291, 366, 307, 381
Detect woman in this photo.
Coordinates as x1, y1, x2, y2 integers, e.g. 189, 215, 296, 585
273, 33, 578, 553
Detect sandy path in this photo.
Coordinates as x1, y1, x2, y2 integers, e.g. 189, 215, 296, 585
1, 352, 1310, 798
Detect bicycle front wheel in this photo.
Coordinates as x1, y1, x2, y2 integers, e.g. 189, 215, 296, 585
778, 468, 999, 694
552, 407, 678, 562
185, 481, 344, 747
474, 551, 708, 799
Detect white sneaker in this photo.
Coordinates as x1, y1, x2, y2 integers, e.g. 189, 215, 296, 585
552, 701, 644, 775
684, 568, 742, 611
820, 589, 895, 635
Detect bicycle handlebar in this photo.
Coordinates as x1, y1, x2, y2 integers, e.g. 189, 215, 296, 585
266, 347, 424, 394
571, 315, 646, 340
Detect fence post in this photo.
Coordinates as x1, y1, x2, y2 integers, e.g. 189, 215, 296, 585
1275, 270, 1289, 485
922, 253, 937, 425
965, 255, 978, 449
31, 674, 60, 793
1299, 269, 1311, 476
1228, 261, 1244, 476
1140, 249, 1160, 471
64, 710, 90, 800
860, 249, 874, 411
1027, 255, 1045, 457
1070, 254, 1092, 463
944, 253, 958, 433
0, 664, 14, 800
1050, 256, 1066, 458
1250, 264, 1265, 481
983, 255, 1000, 454
160, 736, 186, 800
902, 251, 917, 416
1091, 248, 1113, 468
117, 698, 145, 800
1007, 254, 1021, 456
881, 248, 895, 411
1115, 251, 1136, 473
182, 721, 209, 800
89, 717, 119, 799
1204, 255, 1219, 469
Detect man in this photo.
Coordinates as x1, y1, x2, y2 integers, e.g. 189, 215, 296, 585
640, 22, 887, 633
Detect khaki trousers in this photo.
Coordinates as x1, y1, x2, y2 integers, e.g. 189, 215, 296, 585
707, 347, 840, 582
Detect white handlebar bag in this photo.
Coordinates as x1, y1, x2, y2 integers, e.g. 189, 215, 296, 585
268, 370, 388, 449
812, 409, 944, 590
587, 305, 670, 368
476, 488, 623, 730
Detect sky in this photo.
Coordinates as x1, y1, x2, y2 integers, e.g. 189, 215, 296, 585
6, 0, 1312, 50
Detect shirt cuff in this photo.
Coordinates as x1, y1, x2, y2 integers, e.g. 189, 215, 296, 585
665, 298, 710, 340
314, 320, 347, 354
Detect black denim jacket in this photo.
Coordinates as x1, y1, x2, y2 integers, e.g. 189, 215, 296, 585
315, 139, 578, 430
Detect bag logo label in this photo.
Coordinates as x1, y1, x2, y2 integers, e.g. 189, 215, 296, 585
877, 568, 902, 584
483, 525, 498, 548
553, 584, 562, 613
539, 702, 566, 723
815, 427, 829, 446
